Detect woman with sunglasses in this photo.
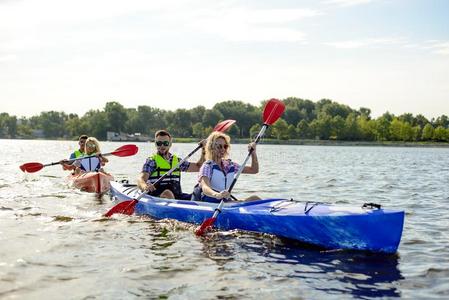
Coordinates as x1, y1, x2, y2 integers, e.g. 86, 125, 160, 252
194, 131, 260, 202
137, 130, 205, 199
72, 137, 109, 174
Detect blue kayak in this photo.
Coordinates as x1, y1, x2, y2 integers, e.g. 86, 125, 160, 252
109, 181, 404, 253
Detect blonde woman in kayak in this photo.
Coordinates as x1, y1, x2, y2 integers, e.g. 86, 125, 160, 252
73, 137, 108, 174
194, 131, 260, 202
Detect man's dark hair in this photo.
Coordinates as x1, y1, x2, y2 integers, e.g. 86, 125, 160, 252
154, 130, 171, 139
79, 135, 88, 140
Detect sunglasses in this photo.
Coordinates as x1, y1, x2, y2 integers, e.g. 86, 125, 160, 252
86, 143, 96, 148
215, 143, 229, 150
155, 141, 170, 147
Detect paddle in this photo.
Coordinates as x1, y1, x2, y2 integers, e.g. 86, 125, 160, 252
19, 144, 139, 173
104, 119, 237, 217
195, 98, 285, 236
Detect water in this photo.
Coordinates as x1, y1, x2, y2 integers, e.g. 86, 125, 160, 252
1, 139, 448, 299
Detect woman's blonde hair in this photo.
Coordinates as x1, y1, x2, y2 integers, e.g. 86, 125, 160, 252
205, 131, 231, 161
84, 137, 101, 154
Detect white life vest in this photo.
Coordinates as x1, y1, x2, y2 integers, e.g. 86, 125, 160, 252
79, 157, 101, 172
208, 160, 237, 191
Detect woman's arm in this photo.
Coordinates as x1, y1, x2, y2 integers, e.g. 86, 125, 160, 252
199, 177, 230, 199
242, 142, 259, 174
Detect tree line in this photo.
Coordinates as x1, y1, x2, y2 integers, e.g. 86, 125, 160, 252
1, 98, 449, 142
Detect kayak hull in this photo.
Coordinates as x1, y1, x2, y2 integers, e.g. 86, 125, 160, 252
110, 181, 404, 253
69, 172, 114, 193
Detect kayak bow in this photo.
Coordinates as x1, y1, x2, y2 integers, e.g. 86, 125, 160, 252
69, 172, 114, 194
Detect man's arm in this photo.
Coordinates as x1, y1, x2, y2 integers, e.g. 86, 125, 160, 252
186, 148, 206, 172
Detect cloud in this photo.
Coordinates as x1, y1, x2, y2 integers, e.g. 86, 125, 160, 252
325, 38, 404, 49
189, 8, 321, 42
423, 41, 449, 56
324, 0, 374, 7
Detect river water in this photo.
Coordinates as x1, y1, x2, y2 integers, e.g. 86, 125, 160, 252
0, 139, 448, 299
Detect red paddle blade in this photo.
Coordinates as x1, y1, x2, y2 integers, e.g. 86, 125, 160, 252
104, 199, 137, 217
111, 144, 139, 157
195, 217, 216, 236
263, 98, 286, 125
213, 119, 236, 132
19, 162, 44, 173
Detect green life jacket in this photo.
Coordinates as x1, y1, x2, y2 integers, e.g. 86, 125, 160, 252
73, 149, 85, 158
147, 153, 182, 196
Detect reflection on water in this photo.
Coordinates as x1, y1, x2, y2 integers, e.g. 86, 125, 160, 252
201, 231, 403, 299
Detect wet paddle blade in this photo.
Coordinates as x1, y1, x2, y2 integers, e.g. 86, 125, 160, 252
263, 98, 285, 125
111, 144, 139, 157
104, 199, 137, 217
213, 119, 236, 133
19, 162, 44, 173
195, 217, 216, 236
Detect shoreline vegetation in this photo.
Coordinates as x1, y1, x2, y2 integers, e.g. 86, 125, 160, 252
3, 137, 448, 148
1, 98, 449, 145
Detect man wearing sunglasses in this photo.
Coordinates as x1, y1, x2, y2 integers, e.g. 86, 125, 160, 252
137, 130, 205, 199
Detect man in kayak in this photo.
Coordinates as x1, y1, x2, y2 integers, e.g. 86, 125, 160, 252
137, 130, 205, 200
60, 134, 88, 171
193, 131, 260, 202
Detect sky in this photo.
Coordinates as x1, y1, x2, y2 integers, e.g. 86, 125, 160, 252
0, 0, 448, 119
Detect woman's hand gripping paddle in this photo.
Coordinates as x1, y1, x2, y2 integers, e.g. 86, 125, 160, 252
19, 144, 139, 173
104, 119, 236, 217
195, 99, 285, 236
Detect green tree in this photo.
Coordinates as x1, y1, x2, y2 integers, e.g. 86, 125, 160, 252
213, 101, 260, 137
271, 118, 289, 140
389, 118, 403, 141
192, 122, 204, 138
358, 107, 372, 119
287, 124, 297, 139
166, 109, 192, 137
357, 116, 376, 141
374, 115, 392, 141
104, 101, 128, 133
422, 123, 435, 141
38, 111, 67, 138
309, 114, 332, 140
283, 106, 302, 126
412, 125, 422, 141
65, 114, 82, 139
190, 106, 206, 124
296, 120, 310, 139
433, 115, 449, 128
342, 113, 360, 140
433, 126, 449, 141
249, 124, 261, 139
82, 109, 108, 139
202, 109, 224, 128
331, 115, 345, 139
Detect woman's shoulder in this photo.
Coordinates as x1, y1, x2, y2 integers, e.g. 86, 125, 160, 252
203, 159, 215, 166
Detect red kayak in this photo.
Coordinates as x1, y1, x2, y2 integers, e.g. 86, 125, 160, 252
68, 172, 114, 194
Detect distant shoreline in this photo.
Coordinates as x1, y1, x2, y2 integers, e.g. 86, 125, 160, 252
3, 137, 449, 148
130, 137, 449, 148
